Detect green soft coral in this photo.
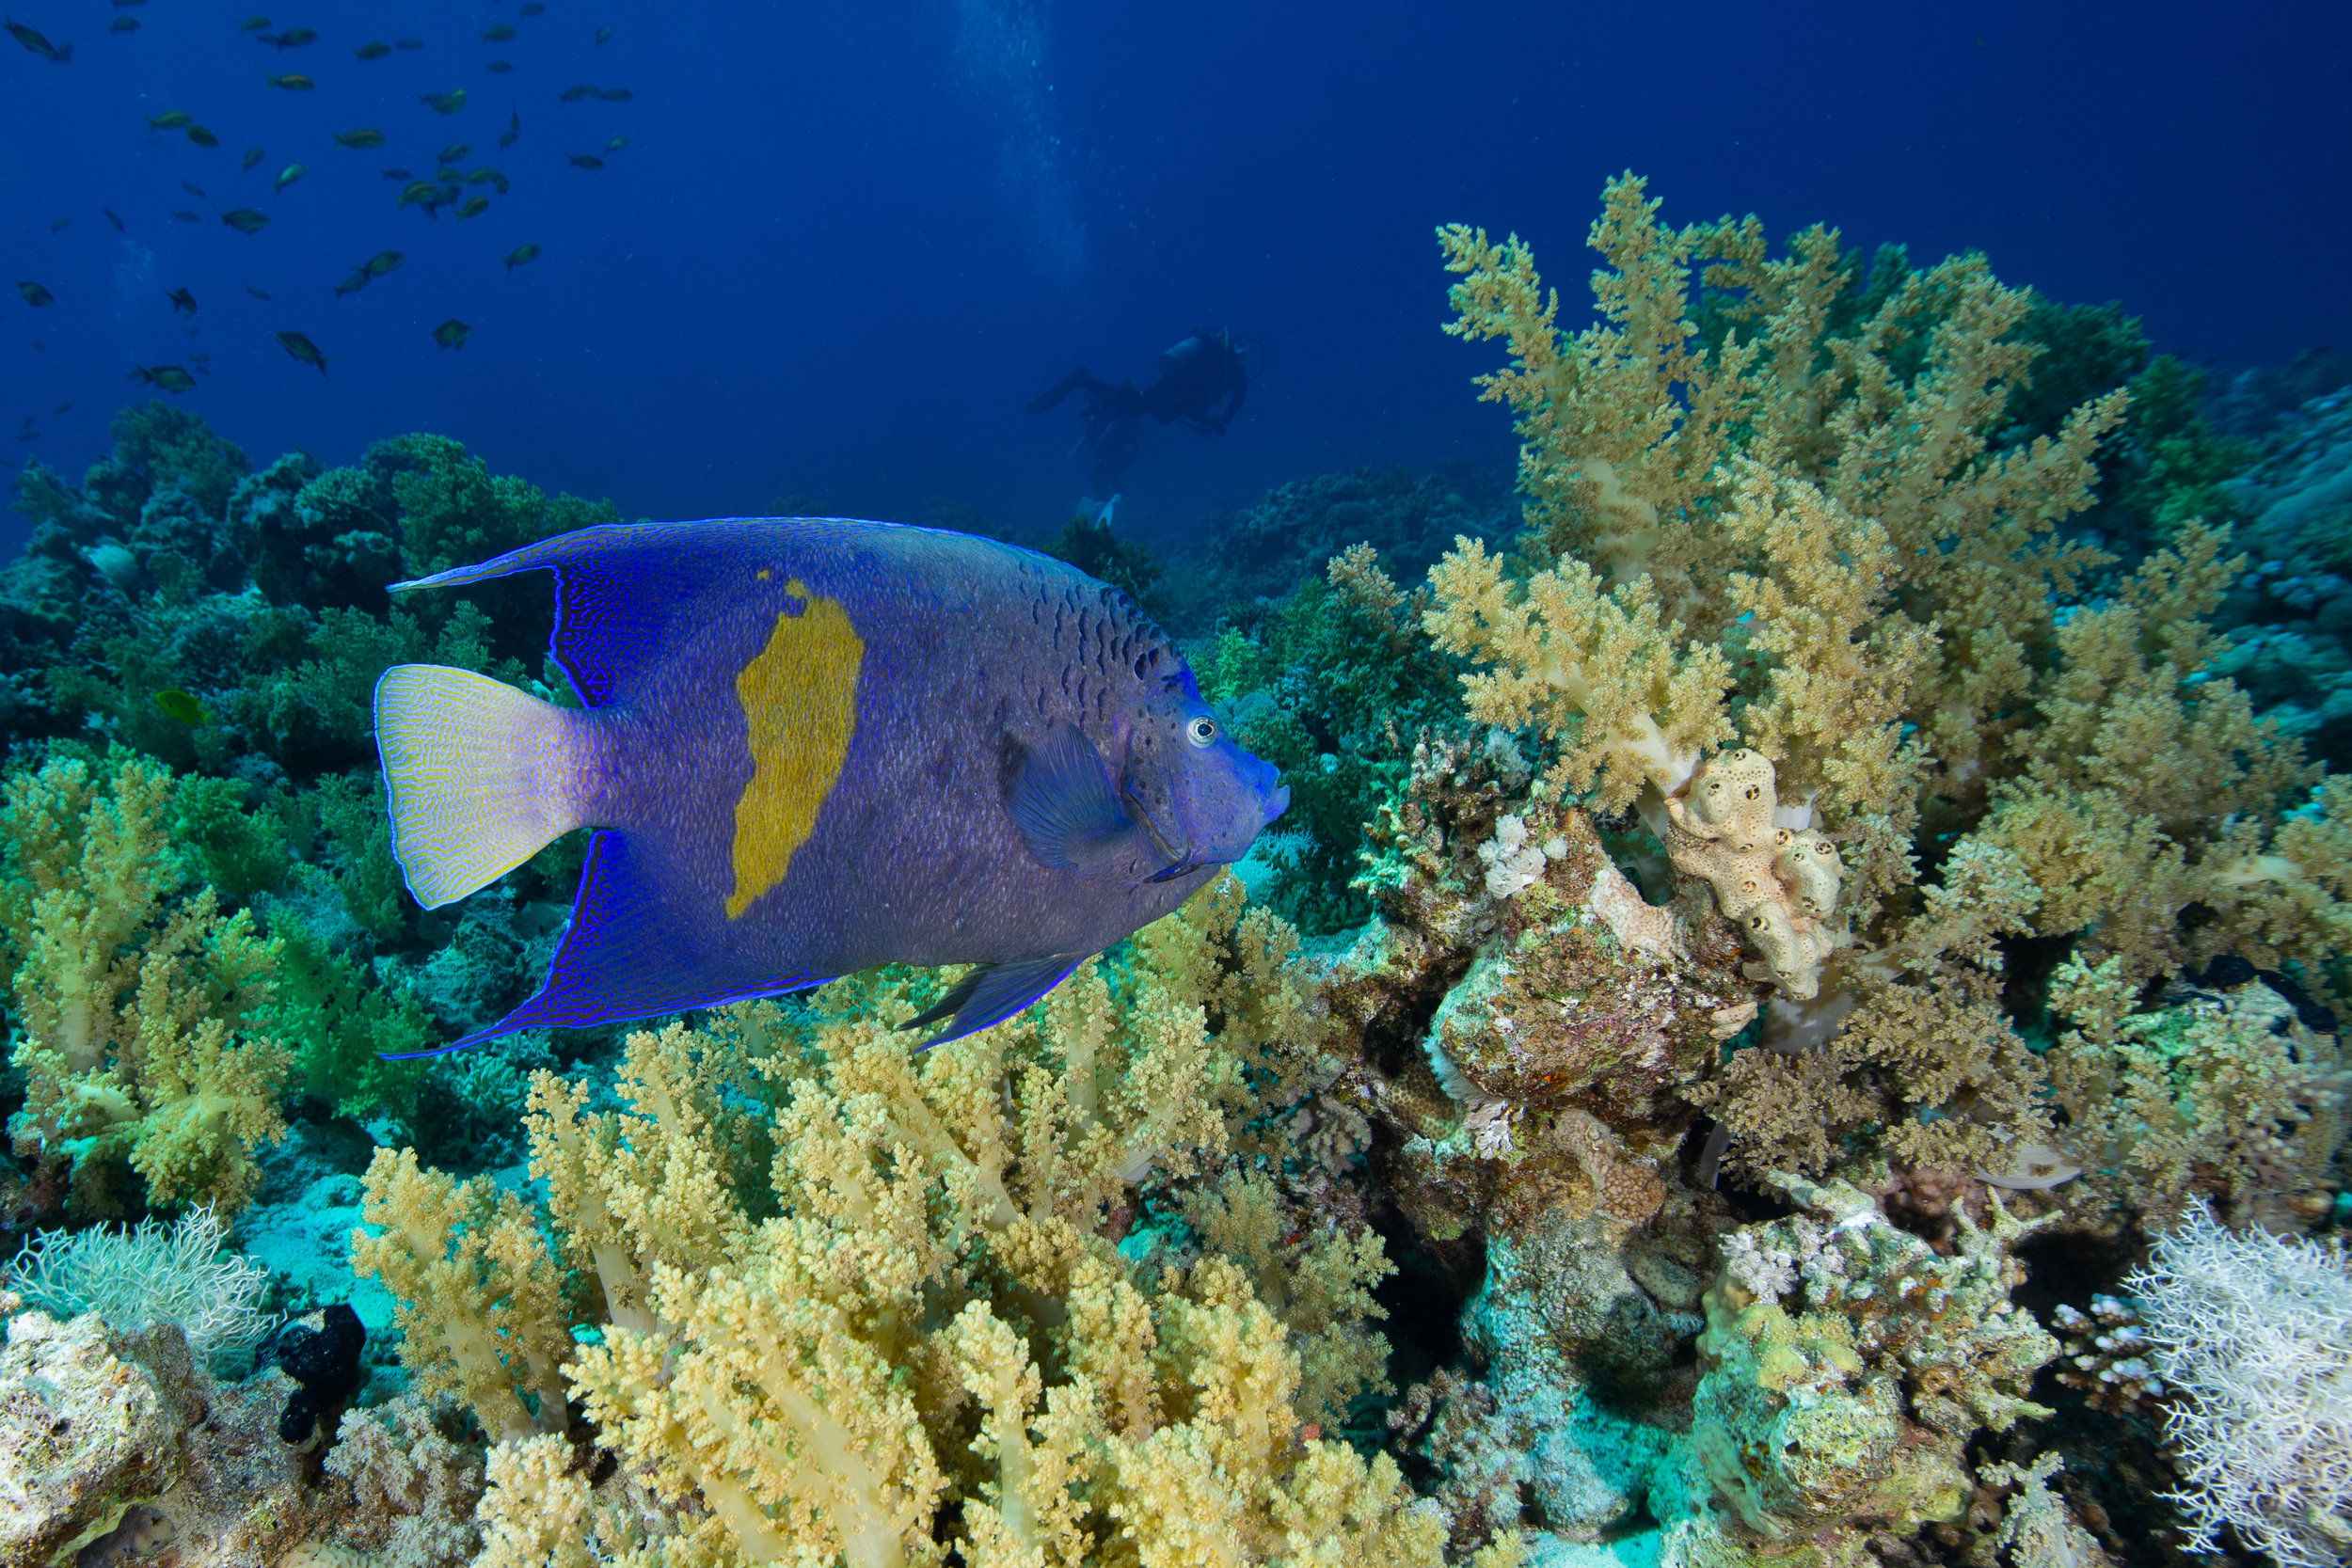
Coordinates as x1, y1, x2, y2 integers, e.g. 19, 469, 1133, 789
1205, 545, 1466, 933
1, 753, 293, 1216
2046, 956, 2351, 1232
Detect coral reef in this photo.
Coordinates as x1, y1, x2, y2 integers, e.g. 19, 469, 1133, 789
2, 166, 2345, 1567
0, 1306, 333, 1568
0, 1293, 485, 1568
1199, 544, 1467, 932
1306, 170, 2344, 1561
1684, 1175, 2058, 1560
1188, 463, 1514, 614
2210, 383, 2352, 768
2, 414, 624, 1191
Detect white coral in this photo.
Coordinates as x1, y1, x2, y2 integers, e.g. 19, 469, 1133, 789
3, 1206, 277, 1376
1477, 815, 1550, 898
1720, 1228, 1797, 1302
2126, 1207, 2352, 1566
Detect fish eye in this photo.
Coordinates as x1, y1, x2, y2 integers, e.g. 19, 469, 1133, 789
1185, 716, 1217, 748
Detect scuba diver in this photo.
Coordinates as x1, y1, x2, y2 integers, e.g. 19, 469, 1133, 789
1027, 327, 1249, 499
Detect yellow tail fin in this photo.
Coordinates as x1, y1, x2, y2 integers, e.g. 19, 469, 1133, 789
373, 665, 592, 909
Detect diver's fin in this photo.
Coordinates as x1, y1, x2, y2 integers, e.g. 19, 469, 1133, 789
1025, 365, 1093, 415
373, 664, 594, 909
1005, 722, 1135, 870
902, 954, 1088, 1049
381, 828, 832, 1056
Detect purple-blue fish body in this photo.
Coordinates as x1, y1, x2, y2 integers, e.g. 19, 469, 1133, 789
373, 517, 1287, 1052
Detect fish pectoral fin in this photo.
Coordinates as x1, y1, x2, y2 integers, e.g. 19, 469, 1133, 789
903, 953, 1089, 1050
1005, 722, 1135, 870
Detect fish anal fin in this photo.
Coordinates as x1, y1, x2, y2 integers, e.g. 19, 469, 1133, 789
903, 954, 1088, 1049
381, 828, 833, 1056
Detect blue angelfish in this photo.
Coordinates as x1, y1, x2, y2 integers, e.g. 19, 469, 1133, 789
372, 518, 1288, 1053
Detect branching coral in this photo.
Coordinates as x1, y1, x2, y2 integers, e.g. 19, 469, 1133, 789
1, 753, 294, 1216
2044, 958, 2350, 1232
359, 880, 1446, 1567
347, 1147, 578, 1446
2125, 1207, 2352, 1567
1427, 172, 2136, 1001
1438, 175, 2118, 770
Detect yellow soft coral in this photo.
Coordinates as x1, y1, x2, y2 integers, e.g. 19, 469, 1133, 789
1432, 171, 2122, 807
381, 879, 1425, 1566
1438, 182, 1751, 610
1178, 1167, 1394, 1431
526, 1019, 769, 1336
1426, 174, 2130, 997
2201, 775, 2352, 1006
1422, 535, 1733, 813
1973, 520, 2320, 985
576, 1253, 951, 1568
347, 1147, 576, 1444
2, 754, 292, 1215
1720, 464, 1938, 914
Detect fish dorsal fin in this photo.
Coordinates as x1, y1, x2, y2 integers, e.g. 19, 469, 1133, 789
1005, 722, 1135, 870
389, 521, 781, 706
902, 954, 1088, 1049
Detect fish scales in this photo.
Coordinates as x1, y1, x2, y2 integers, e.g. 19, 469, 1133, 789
373, 517, 1285, 1050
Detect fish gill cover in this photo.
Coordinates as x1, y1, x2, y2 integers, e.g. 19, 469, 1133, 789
0, 4, 2349, 1566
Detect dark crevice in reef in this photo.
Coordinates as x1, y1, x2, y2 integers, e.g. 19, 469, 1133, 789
1369, 1195, 1474, 1400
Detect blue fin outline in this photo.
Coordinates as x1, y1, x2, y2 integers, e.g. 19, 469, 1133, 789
902, 953, 1088, 1050
377, 829, 830, 1057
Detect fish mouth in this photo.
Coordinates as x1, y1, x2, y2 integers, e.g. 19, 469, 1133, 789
1262, 782, 1290, 824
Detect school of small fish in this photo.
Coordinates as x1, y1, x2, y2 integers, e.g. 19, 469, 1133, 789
5, 1, 626, 432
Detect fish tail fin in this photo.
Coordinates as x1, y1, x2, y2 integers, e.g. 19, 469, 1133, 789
373, 664, 598, 909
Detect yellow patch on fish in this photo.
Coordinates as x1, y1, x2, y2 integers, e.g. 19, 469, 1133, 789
726, 580, 862, 918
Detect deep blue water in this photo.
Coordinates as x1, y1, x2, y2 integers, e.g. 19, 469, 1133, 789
4, 0, 2346, 560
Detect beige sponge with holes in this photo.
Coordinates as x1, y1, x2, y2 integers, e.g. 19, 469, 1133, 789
1661, 749, 1844, 996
